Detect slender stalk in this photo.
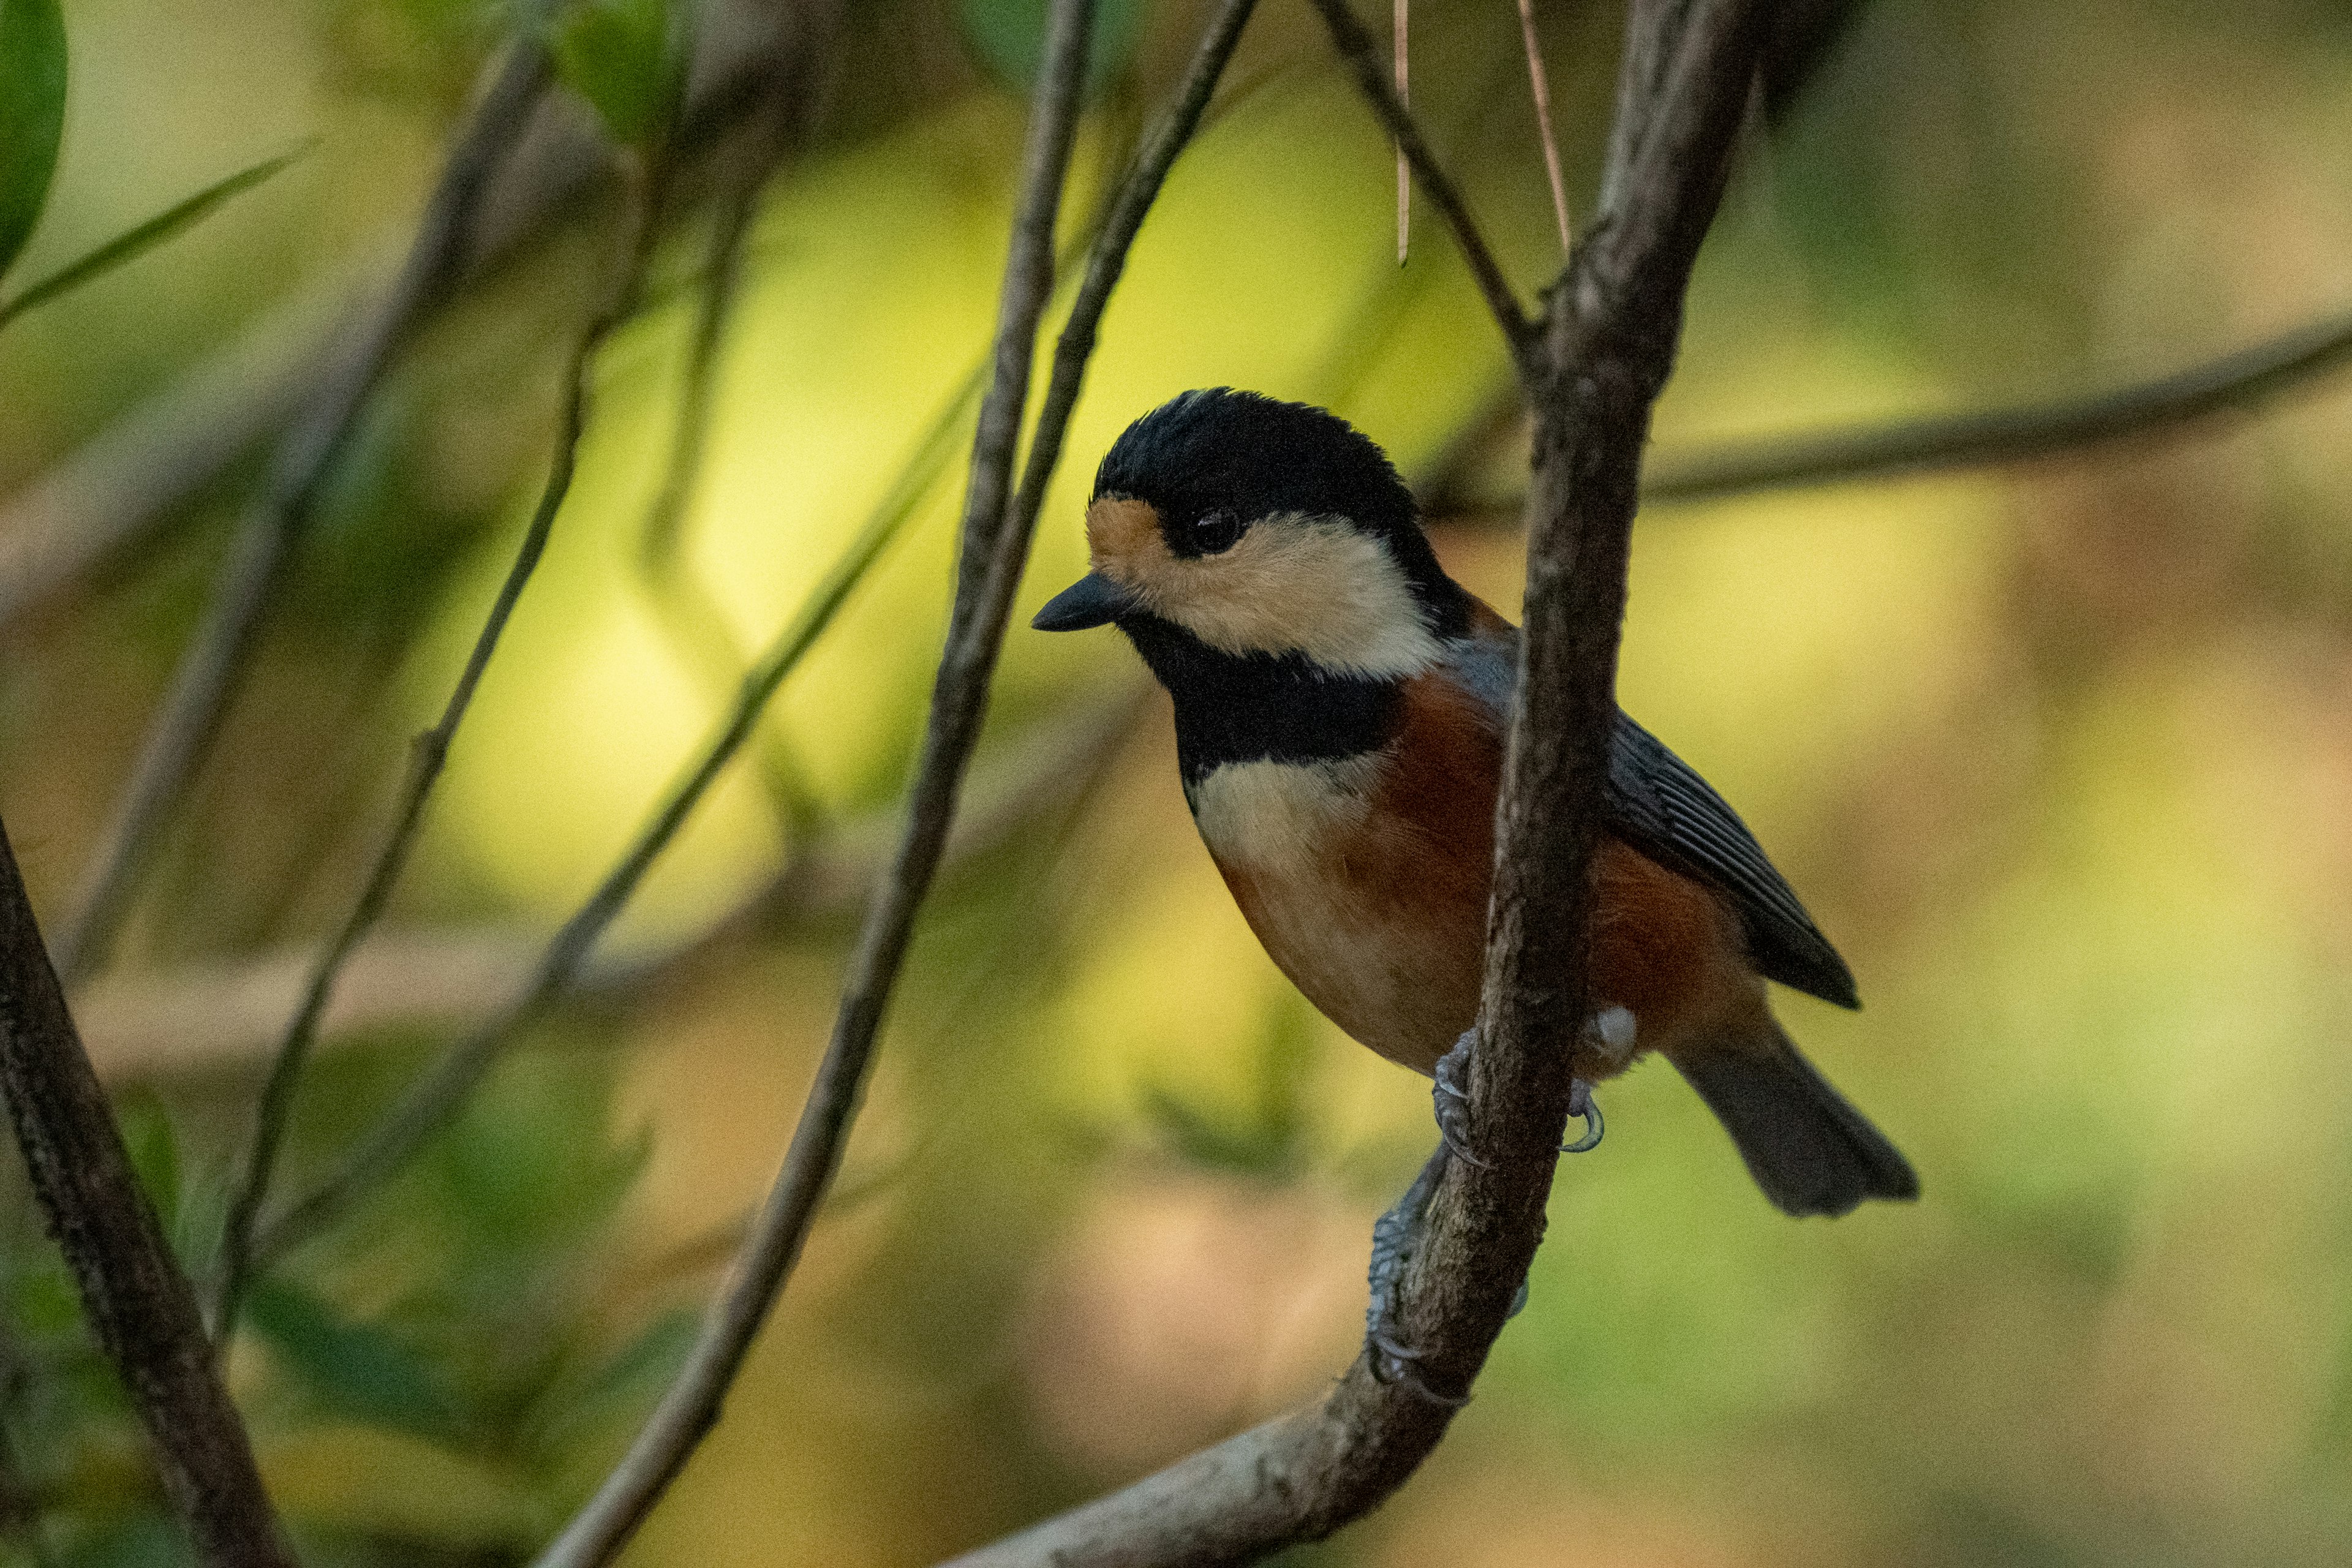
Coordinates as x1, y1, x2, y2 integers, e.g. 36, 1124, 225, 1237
236, 52, 1218, 1268
631, 7, 840, 831
1395, 0, 1409, 264
51, 36, 556, 985
1643, 304, 2352, 499
0, 818, 293, 1568
1306, 0, 1537, 374
243, 345, 987, 1273
529, 4, 1109, 1564
1517, 0, 1574, 254
209, 151, 669, 1344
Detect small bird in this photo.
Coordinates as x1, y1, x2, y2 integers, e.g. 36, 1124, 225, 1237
1033, 390, 1914, 1295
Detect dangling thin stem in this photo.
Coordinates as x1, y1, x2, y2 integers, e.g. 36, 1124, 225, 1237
1516, 0, 1573, 254
1395, 0, 1409, 263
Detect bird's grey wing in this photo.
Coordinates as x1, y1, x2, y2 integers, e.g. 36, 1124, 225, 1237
1605, 713, 1859, 1008
1436, 627, 1858, 1009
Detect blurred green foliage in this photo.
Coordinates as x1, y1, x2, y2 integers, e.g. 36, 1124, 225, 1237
0, 0, 67, 281
551, 0, 677, 148
2, 0, 2352, 1566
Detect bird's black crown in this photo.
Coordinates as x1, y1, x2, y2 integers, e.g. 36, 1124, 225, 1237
1094, 388, 1416, 549
1093, 388, 1464, 631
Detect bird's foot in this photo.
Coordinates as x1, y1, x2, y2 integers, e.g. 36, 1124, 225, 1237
1563, 1075, 1604, 1154
1431, 1030, 1485, 1167
1434, 1027, 1606, 1158
1365, 1145, 1471, 1406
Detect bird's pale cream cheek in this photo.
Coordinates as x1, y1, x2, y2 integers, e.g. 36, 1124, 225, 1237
1084, 499, 1439, 677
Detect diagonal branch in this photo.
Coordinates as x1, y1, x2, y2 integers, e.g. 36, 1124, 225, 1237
527, 2, 1118, 1562
1642, 304, 2352, 499
1305, 0, 1539, 376
50, 34, 557, 986
242, 333, 993, 1275
0, 818, 293, 1568
1421, 302, 2352, 519
209, 137, 675, 1346
935, 2, 1773, 1562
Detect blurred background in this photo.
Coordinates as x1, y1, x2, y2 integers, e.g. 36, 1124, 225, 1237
4, 0, 2352, 1562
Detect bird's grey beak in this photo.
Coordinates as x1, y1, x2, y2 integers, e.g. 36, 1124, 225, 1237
1031, 571, 1137, 631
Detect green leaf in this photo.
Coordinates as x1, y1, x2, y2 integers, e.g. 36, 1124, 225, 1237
0, 142, 308, 331
956, 0, 1148, 102
549, 0, 675, 148
0, 0, 67, 281
247, 1279, 464, 1442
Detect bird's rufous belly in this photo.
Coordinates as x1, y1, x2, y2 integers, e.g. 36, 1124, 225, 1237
1189, 755, 1757, 1077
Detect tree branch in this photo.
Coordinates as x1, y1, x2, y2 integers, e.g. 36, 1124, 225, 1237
1425, 306, 2352, 522
935, 2, 1773, 1563
209, 134, 676, 1343
0, 0, 845, 641
528, 2, 1113, 1562
1304, 0, 1539, 377
50, 34, 557, 986
71, 684, 1147, 1085
0, 818, 292, 1568
239, 335, 1001, 1273
1642, 304, 2352, 499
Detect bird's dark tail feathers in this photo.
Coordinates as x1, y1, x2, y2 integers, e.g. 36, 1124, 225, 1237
1673, 1022, 1918, 1218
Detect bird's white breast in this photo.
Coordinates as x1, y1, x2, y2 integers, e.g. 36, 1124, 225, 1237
1188, 754, 1474, 1069
1186, 755, 1381, 873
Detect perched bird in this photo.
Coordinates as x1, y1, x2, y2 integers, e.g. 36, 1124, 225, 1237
1033, 388, 1917, 1227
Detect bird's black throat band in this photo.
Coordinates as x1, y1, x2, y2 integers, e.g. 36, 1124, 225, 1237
1116, 614, 1399, 783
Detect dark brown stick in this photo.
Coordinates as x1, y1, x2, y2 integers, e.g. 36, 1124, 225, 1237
935, 2, 1772, 1562
0, 818, 292, 1568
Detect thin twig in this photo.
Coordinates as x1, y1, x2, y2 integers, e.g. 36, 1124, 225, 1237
243, 340, 990, 1272
0, 0, 851, 642
1642, 304, 2352, 499
74, 686, 1150, 1084
1307, 0, 1536, 375
50, 36, 557, 986
208, 144, 673, 1344
0, 818, 293, 1568
631, 4, 840, 831
1517, 0, 1574, 255
1395, 0, 1409, 265
936, 3, 1772, 1563
237, 63, 1222, 1266
529, 2, 1110, 1562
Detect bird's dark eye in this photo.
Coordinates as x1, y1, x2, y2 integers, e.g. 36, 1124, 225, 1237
1190, 508, 1245, 554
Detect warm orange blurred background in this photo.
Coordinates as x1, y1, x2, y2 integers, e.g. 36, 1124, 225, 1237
4, 1, 2352, 1564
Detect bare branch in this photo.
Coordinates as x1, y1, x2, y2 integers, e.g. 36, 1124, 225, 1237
633, 5, 843, 831
1516, 0, 1574, 256
1305, 0, 1538, 374
936, 3, 1773, 1563
74, 685, 1148, 1084
236, 0, 1280, 1283
528, 2, 1110, 1562
0, 818, 293, 1568
242, 337, 993, 1272
1423, 304, 2352, 520
50, 37, 557, 986
209, 137, 675, 1344
0, 0, 845, 641
1643, 304, 2352, 499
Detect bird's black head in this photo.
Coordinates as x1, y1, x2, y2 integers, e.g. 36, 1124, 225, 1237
1031, 390, 1468, 676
